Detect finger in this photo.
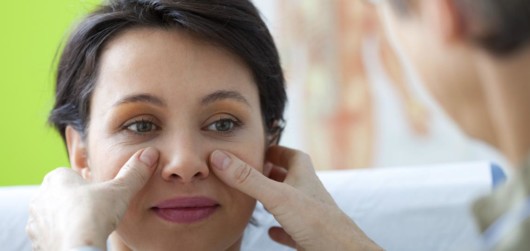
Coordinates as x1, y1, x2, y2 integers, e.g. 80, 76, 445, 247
210, 150, 290, 210
266, 146, 314, 176
267, 146, 336, 205
267, 163, 287, 182
267, 146, 323, 191
268, 226, 297, 248
42, 167, 83, 187
110, 147, 159, 200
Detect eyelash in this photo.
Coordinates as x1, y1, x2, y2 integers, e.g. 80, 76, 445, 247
204, 116, 243, 136
121, 116, 243, 136
122, 118, 160, 135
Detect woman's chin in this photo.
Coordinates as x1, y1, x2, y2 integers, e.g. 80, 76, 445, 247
110, 220, 246, 251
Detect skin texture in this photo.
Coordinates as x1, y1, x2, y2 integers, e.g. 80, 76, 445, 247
28, 1, 530, 250
27, 22, 382, 251
67, 27, 267, 251
209, 146, 383, 251
27, 148, 159, 251
29, 3, 399, 250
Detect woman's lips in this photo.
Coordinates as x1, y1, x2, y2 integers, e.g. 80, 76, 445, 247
152, 197, 220, 224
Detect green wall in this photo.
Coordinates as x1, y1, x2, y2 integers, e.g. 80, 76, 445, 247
0, 0, 101, 185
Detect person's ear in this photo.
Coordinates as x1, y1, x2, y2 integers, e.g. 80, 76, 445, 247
65, 125, 91, 180
266, 120, 284, 146
266, 133, 279, 147
422, 0, 465, 44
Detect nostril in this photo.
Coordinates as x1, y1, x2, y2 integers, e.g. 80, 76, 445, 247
194, 170, 208, 178
166, 171, 206, 181
160, 160, 210, 182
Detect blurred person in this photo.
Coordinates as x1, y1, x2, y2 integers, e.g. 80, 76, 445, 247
360, 1, 510, 169
260, 0, 504, 170
372, 0, 530, 249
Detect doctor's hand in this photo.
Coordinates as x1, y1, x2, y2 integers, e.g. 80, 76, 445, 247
210, 145, 382, 251
26, 147, 159, 251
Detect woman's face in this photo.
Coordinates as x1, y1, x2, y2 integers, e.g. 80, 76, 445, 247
71, 27, 266, 250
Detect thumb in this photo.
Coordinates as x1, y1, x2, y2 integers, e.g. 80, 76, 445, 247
111, 147, 159, 200
210, 150, 288, 212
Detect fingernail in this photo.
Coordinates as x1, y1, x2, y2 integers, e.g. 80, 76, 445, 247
211, 150, 231, 170
139, 148, 158, 167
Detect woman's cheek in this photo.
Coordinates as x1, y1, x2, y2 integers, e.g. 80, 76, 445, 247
89, 145, 140, 182
234, 145, 265, 173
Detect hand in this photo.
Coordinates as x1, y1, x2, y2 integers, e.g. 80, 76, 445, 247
210, 145, 382, 251
26, 147, 159, 251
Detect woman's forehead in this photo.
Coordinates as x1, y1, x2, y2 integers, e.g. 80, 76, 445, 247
92, 27, 260, 112
99, 27, 250, 80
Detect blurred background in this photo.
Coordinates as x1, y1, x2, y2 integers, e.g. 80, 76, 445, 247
0, 0, 506, 185
0, 0, 101, 185
255, 0, 508, 170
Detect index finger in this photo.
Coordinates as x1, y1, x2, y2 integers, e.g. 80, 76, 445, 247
210, 150, 295, 212
266, 146, 334, 205
266, 145, 316, 180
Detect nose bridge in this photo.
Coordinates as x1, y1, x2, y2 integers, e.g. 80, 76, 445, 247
159, 129, 209, 183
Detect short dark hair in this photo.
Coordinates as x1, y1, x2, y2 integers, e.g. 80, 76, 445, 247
389, 0, 530, 56
454, 0, 530, 56
49, 0, 287, 144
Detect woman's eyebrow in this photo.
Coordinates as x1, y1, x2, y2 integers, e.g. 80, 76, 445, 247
201, 90, 250, 107
113, 93, 167, 107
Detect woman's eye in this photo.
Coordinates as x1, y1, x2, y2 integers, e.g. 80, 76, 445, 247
207, 118, 239, 132
125, 119, 158, 134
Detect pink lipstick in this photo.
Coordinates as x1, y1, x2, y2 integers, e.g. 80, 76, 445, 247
152, 197, 219, 224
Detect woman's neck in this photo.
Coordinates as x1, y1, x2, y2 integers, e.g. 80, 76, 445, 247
108, 232, 242, 251
475, 47, 530, 167
109, 233, 132, 251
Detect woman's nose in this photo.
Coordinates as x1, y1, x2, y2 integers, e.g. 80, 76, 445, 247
159, 135, 210, 183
